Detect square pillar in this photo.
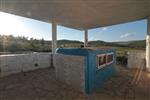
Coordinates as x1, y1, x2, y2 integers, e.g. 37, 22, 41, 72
146, 16, 150, 72
52, 21, 57, 54
84, 29, 88, 47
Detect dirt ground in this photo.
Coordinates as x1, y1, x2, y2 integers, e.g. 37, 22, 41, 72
0, 66, 150, 100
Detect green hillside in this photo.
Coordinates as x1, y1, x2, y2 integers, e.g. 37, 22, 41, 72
0, 35, 146, 55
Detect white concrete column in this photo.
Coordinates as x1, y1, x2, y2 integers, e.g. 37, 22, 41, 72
84, 29, 88, 47
146, 17, 150, 72
52, 21, 57, 54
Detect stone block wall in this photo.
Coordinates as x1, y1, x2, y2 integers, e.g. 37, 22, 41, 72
128, 51, 146, 69
0, 53, 51, 77
54, 54, 85, 93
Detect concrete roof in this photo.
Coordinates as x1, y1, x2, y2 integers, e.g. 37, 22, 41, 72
0, 0, 150, 30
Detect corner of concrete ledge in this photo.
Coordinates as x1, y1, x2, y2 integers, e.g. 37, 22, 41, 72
146, 68, 150, 72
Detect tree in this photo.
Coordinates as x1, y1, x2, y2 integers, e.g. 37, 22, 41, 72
40, 38, 45, 46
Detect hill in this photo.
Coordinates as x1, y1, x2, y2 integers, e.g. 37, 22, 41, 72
113, 40, 146, 47
0, 35, 146, 54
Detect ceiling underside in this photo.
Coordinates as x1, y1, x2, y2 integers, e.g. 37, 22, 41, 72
0, 0, 150, 30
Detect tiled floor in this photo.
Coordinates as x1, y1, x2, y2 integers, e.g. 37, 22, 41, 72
0, 66, 150, 100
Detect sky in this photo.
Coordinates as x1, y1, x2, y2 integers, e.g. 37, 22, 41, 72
0, 12, 147, 42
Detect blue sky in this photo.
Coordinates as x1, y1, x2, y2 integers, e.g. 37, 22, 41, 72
0, 12, 147, 42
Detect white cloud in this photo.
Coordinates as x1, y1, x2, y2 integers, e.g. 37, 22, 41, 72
120, 32, 136, 38
102, 27, 108, 30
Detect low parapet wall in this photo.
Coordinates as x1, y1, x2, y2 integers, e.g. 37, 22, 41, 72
0, 53, 51, 77
128, 51, 146, 69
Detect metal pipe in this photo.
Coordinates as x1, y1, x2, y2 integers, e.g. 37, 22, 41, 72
146, 17, 150, 72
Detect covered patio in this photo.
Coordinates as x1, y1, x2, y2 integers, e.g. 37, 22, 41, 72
0, 0, 150, 99
0, 0, 149, 70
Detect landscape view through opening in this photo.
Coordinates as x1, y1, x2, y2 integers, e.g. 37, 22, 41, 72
0, 1, 150, 99
0, 11, 147, 55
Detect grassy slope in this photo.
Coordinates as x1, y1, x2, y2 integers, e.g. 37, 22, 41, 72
0, 35, 146, 56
